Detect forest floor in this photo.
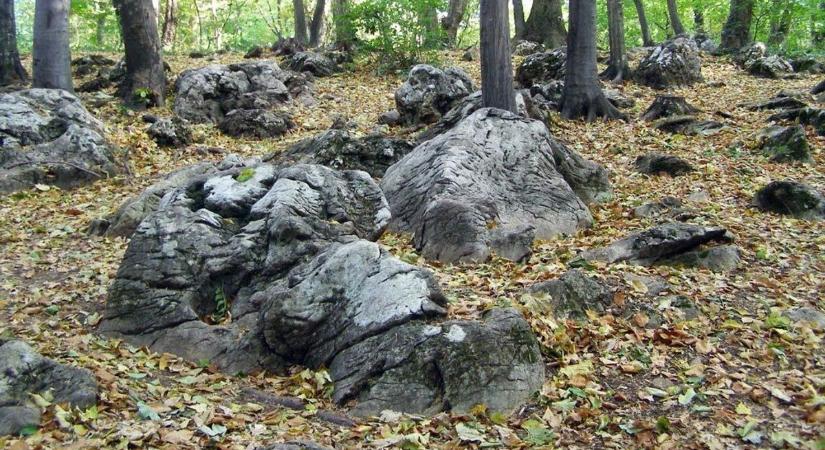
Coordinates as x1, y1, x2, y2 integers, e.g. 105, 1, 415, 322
0, 50, 823, 449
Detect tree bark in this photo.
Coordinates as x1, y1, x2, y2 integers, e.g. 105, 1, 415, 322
513, 0, 526, 39
667, 0, 685, 36
32, 0, 72, 91
560, 0, 622, 121
601, 0, 629, 83
442, 0, 468, 47
113, 0, 166, 108
480, 0, 516, 113
693, 8, 704, 33
332, 0, 354, 49
161, 0, 178, 48
721, 0, 754, 51
0, 0, 27, 85
767, 4, 790, 47
293, 0, 308, 44
632, 0, 653, 46
523, 0, 567, 49
308, 0, 325, 46
814, 2, 825, 46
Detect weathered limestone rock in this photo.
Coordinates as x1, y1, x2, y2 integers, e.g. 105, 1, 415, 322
217, 109, 294, 138
754, 180, 825, 220
71, 54, 116, 77
0, 89, 123, 194
515, 47, 567, 87
146, 117, 193, 148
635, 37, 703, 89
633, 196, 696, 221
635, 153, 695, 177
526, 269, 612, 320
286, 52, 341, 77
746, 55, 794, 79
173, 61, 313, 124
395, 65, 475, 125
660, 244, 741, 272
512, 40, 545, 56
769, 108, 825, 136
642, 95, 699, 121
0, 340, 98, 436
756, 125, 811, 163
381, 108, 609, 263
652, 115, 726, 136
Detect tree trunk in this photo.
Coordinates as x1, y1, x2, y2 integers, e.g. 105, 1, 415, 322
32, 0, 72, 91
632, 0, 653, 46
442, 0, 467, 47
693, 8, 704, 33
293, 0, 308, 44
523, 0, 567, 49
767, 5, 790, 47
480, 0, 516, 113
0, 0, 27, 85
332, 0, 354, 49
95, 15, 107, 47
113, 0, 166, 108
721, 0, 754, 51
308, 0, 325, 46
513, 0, 526, 39
421, 8, 440, 47
601, 0, 629, 83
161, 0, 178, 48
667, 0, 685, 36
814, 2, 825, 46
560, 0, 622, 121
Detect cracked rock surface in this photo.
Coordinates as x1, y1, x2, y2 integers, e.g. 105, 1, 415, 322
100, 162, 544, 416
635, 37, 703, 89
394, 65, 475, 125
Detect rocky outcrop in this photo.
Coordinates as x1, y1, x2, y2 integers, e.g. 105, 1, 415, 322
635, 37, 703, 89
526, 269, 612, 320
286, 52, 341, 77
173, 61, 313, 124
512, 41, 545, 56
754, 180, 825, 220
746, 55, 794, 79
217, 109, 294, 138
0, 89, 123, 194
652, 115, 726, 136
0, 340, 98, 436
635, 153, 695, 177
769, 108, 825, 136
146, 117, 193, 148
394, 65, 475, 125
100, 162, 544, 417
642, 95, 699, 121
71, 54, 116, 77
381, 108, 609, 263
515, 47, 567, 87
756, 125, 812, 163
265, 129, 414, 178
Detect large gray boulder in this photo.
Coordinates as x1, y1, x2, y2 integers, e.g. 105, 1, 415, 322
754, 180, 825, 220
100, 162, 544, 416
746, 55, 794, 79
0, 340, 98, 436
173, 61, 313, 124
515, 47, 567, 87
526, 269, 612, 320
395, 65, 475, 125
756, 125, 812, 163
635, 37, 703, 89
217, 108, 295, 138
286, 52, 341, 77
381, 108, 609, 263
146, 117, 193, 148
0, 89, 123, 194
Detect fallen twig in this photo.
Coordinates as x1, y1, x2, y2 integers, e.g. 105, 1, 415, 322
239, 387, 358, 428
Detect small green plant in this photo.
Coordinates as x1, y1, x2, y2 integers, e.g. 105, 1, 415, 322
236, 168, 256, 183
132, 88, 154, 106
210, 286, 229, 324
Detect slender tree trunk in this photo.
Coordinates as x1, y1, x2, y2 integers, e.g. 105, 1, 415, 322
209, 0, 222, 50
667, 0, 685, 36
560, 0, 622, 121
332, 0, 354, 49
721, 0, 754, 51
113, 0, 166, 108
293, 0, 308, 43
767, 4, 790, 47
442, 0, 467, 47
814, 1, 825, 46
0, 0, 27, 85
161, 0, 178, 48
421, 8, 440, 47
308, 0, 325, 46
693, 8, 704, 33
95, 15, 107, 47
602, 0, 629, 83
523, 0, 567, 48
513, 0, 526, 39
32, 0, 72, 91
632, 0, 653, 46
480, 0, 516, 113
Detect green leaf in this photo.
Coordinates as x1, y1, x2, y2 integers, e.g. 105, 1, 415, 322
137, 401, 160, 421
678, 387, 696, 405
236, 168, 256, 183
455, 423, 486, 443
18, 424, 38, 436
655, 416, 670, 434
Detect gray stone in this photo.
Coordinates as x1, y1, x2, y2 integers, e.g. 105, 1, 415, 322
0, 340, 98, 436
754, 180, 825, 220
734, 42, 767, 66
286, 52, 341, 77
783, 307, 825, 331
527, 269, 612, 320
395, 65, 475, 125
577, 222, 733, 266
416, 90, 530, 142
635, 37, 703, 89
642, 95, 699, 121
635, 153, 695, 177
746, 55, 794, 79
218, 109, 294, 138
757, 125, 812, 163
147, 117, 193, 148
652, 115, 726, 136
0, 89, 123, 194
769, 107, 825, 136
173, 61, 313, 124
633, 196, 684, 218
604, 89, 635, 109
71, 54, 116, 77
377, 110, 401, 126
623, 273, 670, 296
512, 40, 545, 56
660, 244, 741, 272
515, 47, 567, 87
791, 57, 825, 74
381, 108, 604, 263
461, 46, 479, 61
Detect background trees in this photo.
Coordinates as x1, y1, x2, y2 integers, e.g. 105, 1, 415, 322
113, 0, 166, 107
0, 0, 27, 85
32, 0, 72, 91
479, 0, 515, 112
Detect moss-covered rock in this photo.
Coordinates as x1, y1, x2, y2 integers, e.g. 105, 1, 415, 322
754, 180, 825, 220
757, 125, 812, 163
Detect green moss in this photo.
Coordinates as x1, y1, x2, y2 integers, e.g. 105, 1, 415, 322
236, 167, 256, 183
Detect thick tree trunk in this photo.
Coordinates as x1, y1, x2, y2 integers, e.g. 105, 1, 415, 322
480, 0, 516, 113
523, 0, 567, 49
601, 0, 629, 83
513, 0, 526, 39
114, 0, 166, 108
721, 0, 754, 51
632, 0, 653, 46
560, 0, 622, 121
161, 0, 178, 48
293, 0, 308, 44
0, 0, 27, 85
667, 0, 686, 36
442, 0, 468, 47
308, 0, 325, 47
332, 0, 354, 49
767, 5, 790, 47
32, 0, 72, 91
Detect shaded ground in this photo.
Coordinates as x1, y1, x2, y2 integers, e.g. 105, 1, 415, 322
0, 50, 823, 449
